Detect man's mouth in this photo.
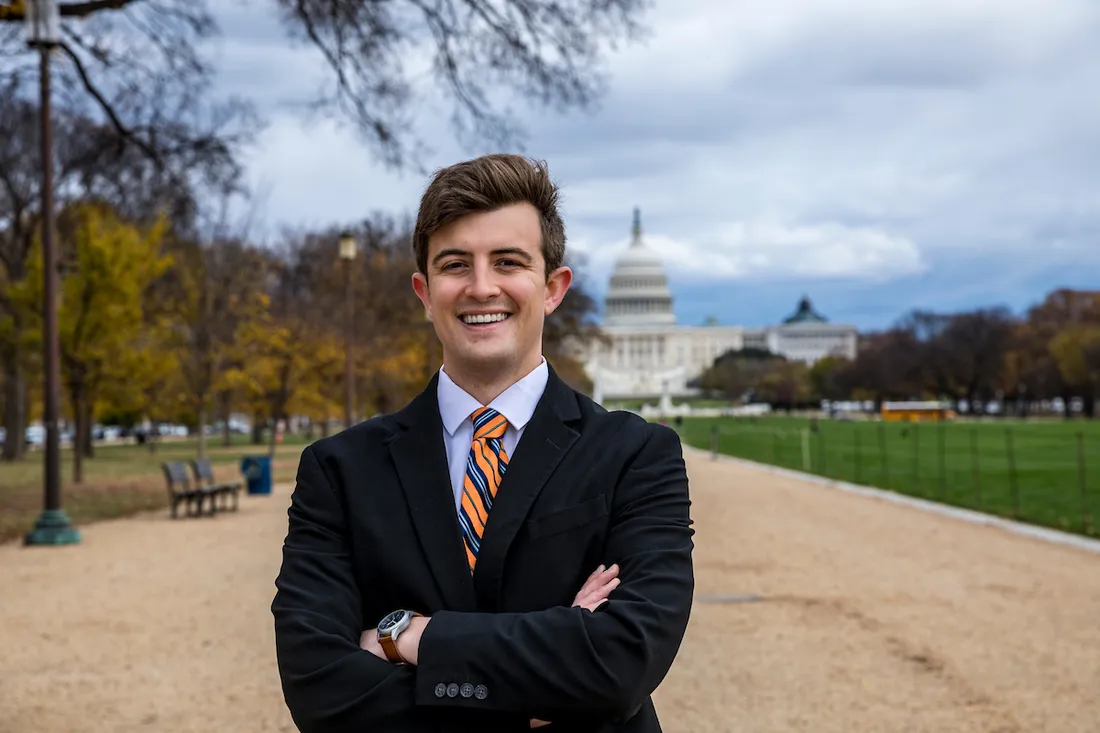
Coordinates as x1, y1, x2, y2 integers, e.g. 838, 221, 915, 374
460, 313, 512, 326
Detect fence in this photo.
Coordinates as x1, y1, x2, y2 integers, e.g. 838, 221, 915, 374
690, 417, 1100, 538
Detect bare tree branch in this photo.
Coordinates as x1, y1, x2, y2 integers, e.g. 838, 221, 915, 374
56, 40, 163, 166
0, 0, 145, 22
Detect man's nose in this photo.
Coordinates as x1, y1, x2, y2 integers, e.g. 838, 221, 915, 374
467, 262, 501, 300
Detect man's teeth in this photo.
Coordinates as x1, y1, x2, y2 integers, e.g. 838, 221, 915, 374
462, 313, 510, 324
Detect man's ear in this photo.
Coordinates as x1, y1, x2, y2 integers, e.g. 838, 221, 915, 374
412, 272, 432, 320
544, 266, 573, 316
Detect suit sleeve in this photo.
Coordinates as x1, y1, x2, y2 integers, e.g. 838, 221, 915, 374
271, 445, 431, 733
414, 423, 695, 721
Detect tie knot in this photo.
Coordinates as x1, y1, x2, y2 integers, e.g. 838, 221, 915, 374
472, 407, 509, 441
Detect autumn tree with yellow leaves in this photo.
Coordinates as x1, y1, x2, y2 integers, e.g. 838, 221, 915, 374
15, 201, 172, 481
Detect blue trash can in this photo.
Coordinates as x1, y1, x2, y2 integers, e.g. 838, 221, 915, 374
241, 455, 272, 495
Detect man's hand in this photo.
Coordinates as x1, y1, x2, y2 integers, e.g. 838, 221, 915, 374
526, 564, 621, 728
572, 563, 620, 611
359, 616, 430, 665
360, 563, 619, 729
360, 626, 384, 658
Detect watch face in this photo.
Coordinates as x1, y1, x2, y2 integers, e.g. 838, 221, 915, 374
378, 610, 406, 632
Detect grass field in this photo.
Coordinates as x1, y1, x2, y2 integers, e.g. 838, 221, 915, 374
0, 435, 309, 544
674, 416, 1100, 537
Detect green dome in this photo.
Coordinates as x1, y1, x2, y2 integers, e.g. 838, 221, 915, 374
783, 296, 828, 324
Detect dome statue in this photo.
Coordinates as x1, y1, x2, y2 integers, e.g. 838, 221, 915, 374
602, 208, 676, 327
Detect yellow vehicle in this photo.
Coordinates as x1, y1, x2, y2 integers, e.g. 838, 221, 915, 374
880, 400, 957, 422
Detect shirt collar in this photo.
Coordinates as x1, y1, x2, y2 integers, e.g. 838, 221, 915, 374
437, 357, 549, 437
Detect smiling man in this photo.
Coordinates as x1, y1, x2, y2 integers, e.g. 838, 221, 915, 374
271, 154, 695, 733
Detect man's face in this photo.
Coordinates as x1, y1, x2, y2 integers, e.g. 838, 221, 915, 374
412, 203, 572, 381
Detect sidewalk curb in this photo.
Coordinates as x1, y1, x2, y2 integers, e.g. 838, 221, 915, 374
684, 445, 1100, 557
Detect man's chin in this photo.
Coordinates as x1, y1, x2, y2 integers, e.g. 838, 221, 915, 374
448, 348, 516, 373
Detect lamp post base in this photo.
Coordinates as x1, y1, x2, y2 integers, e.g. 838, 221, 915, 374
24, 509, 81, 546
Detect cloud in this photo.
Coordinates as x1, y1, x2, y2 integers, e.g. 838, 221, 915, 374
573, 220, 925, 281
202, 0, 1100, 329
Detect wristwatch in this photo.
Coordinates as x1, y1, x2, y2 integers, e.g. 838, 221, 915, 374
376, 609, 422, 663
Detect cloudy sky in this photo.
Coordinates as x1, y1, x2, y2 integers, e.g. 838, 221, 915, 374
203, 0, 1100, 330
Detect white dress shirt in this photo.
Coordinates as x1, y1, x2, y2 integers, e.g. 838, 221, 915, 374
436, 358, 549, 511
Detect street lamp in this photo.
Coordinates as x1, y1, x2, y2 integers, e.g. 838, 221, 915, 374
24, 0, 80, 546
338, 231, 357, 429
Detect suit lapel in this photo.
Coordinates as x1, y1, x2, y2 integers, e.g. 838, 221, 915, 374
473, 366, 582, 610
389, 375, 477, 611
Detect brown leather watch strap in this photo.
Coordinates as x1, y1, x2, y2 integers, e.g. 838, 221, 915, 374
379, 633, 404, 663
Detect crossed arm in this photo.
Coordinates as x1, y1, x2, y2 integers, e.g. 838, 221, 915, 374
271, 426, 694, 733
359, 564, 622, 728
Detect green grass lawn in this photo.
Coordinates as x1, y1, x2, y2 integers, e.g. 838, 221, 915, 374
0, 434, 310, 544
673, 416, 1100, 538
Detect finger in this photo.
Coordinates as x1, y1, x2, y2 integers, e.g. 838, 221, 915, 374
576, 578, 620, 610
574, 569, 609, 602
582, 577, 620, 601
582, 565, 618, 592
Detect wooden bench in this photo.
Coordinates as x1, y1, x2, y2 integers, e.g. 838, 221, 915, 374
189, 458, 243, 513
162, 461, 219, 518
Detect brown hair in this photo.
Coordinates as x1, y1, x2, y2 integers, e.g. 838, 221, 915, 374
412, 153, 566, 278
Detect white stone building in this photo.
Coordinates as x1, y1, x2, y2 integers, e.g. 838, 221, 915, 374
583, 210, 858, 402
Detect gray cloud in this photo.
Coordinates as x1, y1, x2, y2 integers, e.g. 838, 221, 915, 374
205, 0, 1100, 328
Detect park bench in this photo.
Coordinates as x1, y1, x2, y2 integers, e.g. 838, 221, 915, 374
189, 458, 243, 513
161, 461, 219, 518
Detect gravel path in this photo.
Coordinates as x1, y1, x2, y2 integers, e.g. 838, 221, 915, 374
2, 450, 1098, 732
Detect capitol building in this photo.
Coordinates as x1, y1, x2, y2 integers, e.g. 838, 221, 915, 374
582, 210, 859, 403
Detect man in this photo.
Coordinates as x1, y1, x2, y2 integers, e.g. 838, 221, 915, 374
271, 154, 695, 733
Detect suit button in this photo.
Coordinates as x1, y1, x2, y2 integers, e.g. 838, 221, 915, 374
474, 684, 488, 700
460, 683, 474, 698
447, 683, 460, 698
434, 683, 447, 698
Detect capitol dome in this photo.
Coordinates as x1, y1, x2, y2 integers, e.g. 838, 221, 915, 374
602, 208, 676, 327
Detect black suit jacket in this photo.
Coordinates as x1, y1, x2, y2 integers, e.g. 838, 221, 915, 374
271, 366, 695, 733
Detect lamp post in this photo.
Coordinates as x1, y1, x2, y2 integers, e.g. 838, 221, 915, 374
24, 0, 80, 546
338, 231, 357, 429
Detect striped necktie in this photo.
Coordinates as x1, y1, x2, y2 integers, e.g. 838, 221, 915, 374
459, 407, 509, 573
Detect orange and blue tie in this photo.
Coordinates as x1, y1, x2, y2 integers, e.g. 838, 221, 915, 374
459, 407, 509, 573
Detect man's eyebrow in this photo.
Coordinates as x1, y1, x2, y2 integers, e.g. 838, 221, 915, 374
431, 247, 534, 266
492, 247, 533, 262
431, 247, 468, 265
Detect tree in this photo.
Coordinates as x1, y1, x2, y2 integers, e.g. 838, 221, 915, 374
1022, 289, 1100, 417
698, 348, 786, 403
936, 307, 1018, 411
3, 1, 650, 169
895, 309, 956, 400
809, 355, 853, 401
0, 72, 248, 461
544, 253, 603, 395
162, 236, 270, 460
1050, 325, 1100, 417
18, 201, 171, 481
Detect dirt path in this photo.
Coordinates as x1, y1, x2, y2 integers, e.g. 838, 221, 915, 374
1, 451, 1098, 732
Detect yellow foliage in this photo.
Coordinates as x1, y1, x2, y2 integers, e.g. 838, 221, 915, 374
1050, 325, 1100, 387
20, 202, 172, 404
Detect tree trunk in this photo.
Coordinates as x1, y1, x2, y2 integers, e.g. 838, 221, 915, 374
2, 354, 27, 461
82, 395, 95, 458
219, 389, 232, 447
251, 410, 264, 444
197, 403, 208, 461
71, 382, 85, 485
268, 410, 280, 459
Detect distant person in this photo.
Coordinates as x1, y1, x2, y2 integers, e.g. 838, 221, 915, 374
271, 154, 695, 732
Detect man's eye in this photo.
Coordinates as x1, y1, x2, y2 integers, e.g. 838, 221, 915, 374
498, 259, 521, 268
442, 261, 465, 270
